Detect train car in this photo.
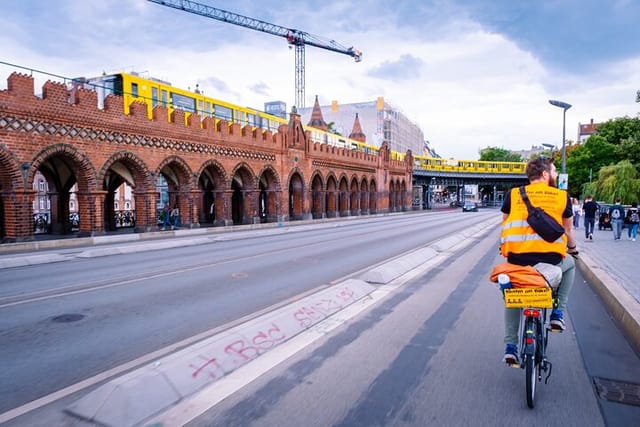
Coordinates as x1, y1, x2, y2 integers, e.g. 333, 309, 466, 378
413, 155, 526, 174
78, 72, 377, 155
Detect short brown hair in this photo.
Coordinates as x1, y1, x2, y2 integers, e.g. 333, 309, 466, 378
526, 157, 553, 181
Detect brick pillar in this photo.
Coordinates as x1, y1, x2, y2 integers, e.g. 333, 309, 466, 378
1, 189, 36, 242
133, 190, 159, 232
189, 189, 202, 228
223, 190, 234, 226
75, 190, 107, 236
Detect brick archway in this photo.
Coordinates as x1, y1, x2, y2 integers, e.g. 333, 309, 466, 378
288, 170, 305, 221
311, 172, 324, 219
257, 165, 281, 223
360, 177, 369, 215
338, 175, 349, 216
230, 163, 256, 225
0, 142, 25, 241
350, 176, 359, 216
197, 160, 227, 226
98, 151, 153, 231
157, 155, 192, 227
29, 144, 98, 236
326, 174, 338, 218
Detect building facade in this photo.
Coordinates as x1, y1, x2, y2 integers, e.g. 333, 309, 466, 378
299, 97, 426, 155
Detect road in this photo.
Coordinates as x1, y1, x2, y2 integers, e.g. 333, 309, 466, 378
1, 210, 638, 426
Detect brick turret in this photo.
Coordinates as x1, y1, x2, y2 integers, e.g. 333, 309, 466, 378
348, 113, 366, 143
306, 95, 328, 131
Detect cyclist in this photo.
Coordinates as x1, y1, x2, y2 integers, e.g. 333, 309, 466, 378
499, 157, 578, 365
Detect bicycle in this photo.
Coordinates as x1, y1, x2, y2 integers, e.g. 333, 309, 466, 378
497, 263, 563, 408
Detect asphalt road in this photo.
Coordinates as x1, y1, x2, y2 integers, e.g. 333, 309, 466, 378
1, 210, 639, 426
0, 210, 488, 415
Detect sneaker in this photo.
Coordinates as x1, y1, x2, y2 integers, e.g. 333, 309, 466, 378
550, 309, 566, 331
503, 344, 519, 365
589, 234, 593, 240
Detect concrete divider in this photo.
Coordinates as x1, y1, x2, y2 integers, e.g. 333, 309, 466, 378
65, 279, 376, 427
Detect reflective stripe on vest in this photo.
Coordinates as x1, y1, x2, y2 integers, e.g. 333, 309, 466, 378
500, 184, 567, 257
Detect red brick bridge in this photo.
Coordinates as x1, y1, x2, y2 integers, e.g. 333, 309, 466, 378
0, 72, 413, 242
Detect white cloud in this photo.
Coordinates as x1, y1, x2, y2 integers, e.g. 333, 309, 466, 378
1, 0, 639, 160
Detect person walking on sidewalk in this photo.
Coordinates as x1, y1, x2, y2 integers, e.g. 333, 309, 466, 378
625, 202, 639, 241
609, 198, 625, 240
582, 195, 599, 240
572, 198, 582, 229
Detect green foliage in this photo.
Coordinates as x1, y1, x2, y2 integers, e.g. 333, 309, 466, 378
565, 116, 640, 200
594, 116, 640, 145
479, 146, 522, 162
591, 161, 640, 203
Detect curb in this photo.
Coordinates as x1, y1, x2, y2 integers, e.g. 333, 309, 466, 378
575, 252, 640, 355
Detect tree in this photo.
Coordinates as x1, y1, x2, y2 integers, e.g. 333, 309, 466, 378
479, 146, 522, 162
591, 160, 640, 203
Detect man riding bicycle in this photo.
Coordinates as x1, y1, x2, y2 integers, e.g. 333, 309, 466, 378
499, 157, 578, 365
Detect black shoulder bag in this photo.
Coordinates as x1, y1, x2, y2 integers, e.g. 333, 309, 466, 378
518, 186, 565, 243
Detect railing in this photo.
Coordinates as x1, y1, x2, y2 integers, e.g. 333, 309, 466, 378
114, 210, 135, 228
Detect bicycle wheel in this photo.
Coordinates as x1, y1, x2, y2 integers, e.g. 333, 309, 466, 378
524, 319, 537, 408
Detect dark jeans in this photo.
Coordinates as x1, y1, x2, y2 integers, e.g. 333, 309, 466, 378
584, 217, 595, 237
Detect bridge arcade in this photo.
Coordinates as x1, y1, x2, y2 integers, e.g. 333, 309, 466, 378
0, 72, 413, 242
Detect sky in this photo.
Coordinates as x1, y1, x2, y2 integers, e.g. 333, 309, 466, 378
1, 0, 639, 160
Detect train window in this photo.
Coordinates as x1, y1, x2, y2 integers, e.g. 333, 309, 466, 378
161, 90, 167, 107
131, 82, 138, 98
206, 102, 211, 117
151, 87, 158, 108
248, 113, 257, 127
214, 104, 233, 121
172, 93, 196, 112
236, 110, 245, 125
198, 100, 204, 115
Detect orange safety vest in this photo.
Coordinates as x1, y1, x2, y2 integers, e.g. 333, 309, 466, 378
500, 183, 567, 258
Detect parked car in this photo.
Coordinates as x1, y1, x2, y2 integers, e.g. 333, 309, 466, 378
462, 201, 479, 212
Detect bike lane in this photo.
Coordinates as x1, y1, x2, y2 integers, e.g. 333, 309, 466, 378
182, 228, 614, 426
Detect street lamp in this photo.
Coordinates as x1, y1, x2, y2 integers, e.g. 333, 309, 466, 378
548, 99, 572, 173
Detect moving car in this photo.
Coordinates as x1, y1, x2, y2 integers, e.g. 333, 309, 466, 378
462, 201, 479, 212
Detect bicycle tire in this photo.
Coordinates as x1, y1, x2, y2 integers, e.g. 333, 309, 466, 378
525, 319, 537, 408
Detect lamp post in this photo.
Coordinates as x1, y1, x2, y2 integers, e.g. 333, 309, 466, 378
548, 99, 572, 174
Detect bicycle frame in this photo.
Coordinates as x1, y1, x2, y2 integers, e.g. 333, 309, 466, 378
519, 297, 556, 408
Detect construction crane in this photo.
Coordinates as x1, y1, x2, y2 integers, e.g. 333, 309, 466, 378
147, 0, 362, 108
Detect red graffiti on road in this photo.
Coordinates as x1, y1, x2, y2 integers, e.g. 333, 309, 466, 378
189, 355, 223, 380
224, 322, 287, 363
293, 286, 357, 328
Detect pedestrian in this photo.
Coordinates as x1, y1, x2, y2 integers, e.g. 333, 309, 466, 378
171, 204, 180, 229
609, 198, 625, 240
582, 195, 598, 240
162, 202, 171, 230
625, 202, 639, 241
572, 198, 582, 229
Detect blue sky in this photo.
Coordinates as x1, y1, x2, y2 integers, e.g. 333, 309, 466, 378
1, 0, 639, 159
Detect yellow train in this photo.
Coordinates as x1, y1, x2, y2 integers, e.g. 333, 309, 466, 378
79, 72, 379, 154
413, 155, 526, 174
77, 71, 525, 174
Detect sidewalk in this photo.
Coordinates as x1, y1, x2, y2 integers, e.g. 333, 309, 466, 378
574, 226, 640, 355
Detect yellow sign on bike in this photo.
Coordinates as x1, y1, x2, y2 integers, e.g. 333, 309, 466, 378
503, 287, 553, 308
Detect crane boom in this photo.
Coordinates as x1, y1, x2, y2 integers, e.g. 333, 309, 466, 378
147, 0, 362, 108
